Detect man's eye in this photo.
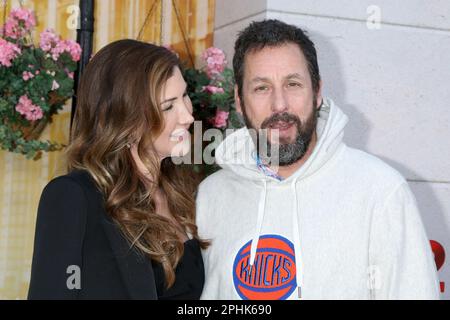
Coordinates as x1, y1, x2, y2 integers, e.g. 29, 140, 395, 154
255, 86, 268, 92
287, 82, 302, 88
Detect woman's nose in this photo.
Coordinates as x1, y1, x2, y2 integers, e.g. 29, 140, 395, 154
178, 102, 194, 125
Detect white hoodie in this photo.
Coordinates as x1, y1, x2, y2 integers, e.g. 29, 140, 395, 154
196, 98, 440, 300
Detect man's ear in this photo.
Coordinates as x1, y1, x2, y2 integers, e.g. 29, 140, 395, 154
316, 80, 323, 109
234, 85, 243, 114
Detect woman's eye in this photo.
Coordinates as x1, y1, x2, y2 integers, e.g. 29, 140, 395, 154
162, 105, 173, 112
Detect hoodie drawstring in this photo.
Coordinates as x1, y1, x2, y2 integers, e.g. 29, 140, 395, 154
250, 179, 267, 266
291, 178, 304, 299
249, 178, 304, 299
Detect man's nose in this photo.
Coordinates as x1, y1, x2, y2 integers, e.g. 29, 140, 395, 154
271, 87, 288, 113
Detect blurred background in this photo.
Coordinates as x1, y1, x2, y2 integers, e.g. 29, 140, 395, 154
0, 0, 449, 299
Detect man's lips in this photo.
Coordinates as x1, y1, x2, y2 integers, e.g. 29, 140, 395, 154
268, 120, 295, 131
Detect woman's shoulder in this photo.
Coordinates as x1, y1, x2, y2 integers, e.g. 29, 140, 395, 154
42, 169, 102, 202
38, 170, 106, 227
66, 169, 96, 186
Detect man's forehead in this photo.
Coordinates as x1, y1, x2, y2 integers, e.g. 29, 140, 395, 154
243, 44, 309, 83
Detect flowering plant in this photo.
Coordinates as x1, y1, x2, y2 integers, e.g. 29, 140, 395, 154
182, 47, 243, 176
0, 7, 81, 159
183, 47, 242, 132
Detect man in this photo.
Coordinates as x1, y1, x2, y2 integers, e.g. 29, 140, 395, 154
196, 19, 439, 300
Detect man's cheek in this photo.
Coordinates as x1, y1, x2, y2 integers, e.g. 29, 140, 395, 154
247, 108, 266, 126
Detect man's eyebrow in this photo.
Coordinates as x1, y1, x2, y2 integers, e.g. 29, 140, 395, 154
285, 73, 305, 80
250, 73, 306, 84
250, 76, 271, 84
160, 84, 188, 104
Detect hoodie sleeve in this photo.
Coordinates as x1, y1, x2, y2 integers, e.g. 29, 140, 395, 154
369, 181, 440, 300
195, 181, 209, 239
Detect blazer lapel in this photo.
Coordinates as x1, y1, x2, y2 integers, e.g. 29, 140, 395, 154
101, 216, 158, 300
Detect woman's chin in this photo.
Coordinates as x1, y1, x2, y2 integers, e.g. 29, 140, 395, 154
168, 141, 191, 160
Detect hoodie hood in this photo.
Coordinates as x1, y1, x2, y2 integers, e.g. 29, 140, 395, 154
215, 97, 349, 183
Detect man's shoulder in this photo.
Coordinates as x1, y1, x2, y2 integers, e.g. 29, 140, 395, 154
198, 168, 237, 193
343, 146, 407, 187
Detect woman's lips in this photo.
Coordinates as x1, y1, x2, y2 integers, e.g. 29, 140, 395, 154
170, 129, 189, 142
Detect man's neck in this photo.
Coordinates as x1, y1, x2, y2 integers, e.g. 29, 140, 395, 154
273, 131, 318, 179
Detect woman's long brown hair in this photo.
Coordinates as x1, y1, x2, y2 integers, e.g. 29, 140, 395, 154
66, 39, 208, 288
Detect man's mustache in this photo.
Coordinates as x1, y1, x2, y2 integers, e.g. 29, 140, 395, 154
261, 112, 301, 129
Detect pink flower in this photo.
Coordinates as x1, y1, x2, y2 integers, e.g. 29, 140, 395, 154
202, 85, 224, 94
10, 8, 36, 29
2, 20, 20, 39
51, 40, 66, 61
39, 29, 81, 62
64, 68, 74, 79
51, 80, 60, 90
0, 38, 21, 67
63, 40, 81, 61
212, 109, 229, 129
201, 47, 227, 78
39, 29, 60, 51
15, 95, 43, 121
2, 8, 36, 39
22, 71, 34, 81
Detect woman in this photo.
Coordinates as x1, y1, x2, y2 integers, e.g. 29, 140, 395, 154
28, 39, 209, 299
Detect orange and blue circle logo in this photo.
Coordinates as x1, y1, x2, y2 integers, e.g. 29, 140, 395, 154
233, 234, 297, 300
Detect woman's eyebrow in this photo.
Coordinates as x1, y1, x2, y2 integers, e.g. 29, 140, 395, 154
160, 84, 188, 104
161, 97, 177, 104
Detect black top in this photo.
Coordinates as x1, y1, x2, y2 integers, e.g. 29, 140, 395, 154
152, 238, 204, 300
28, 169, 204, 300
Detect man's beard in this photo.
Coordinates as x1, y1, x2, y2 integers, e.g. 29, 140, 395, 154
242, 97, 319, 167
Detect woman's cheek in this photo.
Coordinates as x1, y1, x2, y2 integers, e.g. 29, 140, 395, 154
165, 117, 181, 156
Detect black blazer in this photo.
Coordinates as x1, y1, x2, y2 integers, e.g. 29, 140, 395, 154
28, 170, 158, 299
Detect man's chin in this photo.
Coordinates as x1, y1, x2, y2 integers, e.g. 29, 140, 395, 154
268, 136, 297, 146
267, 125, 297, 143
278, 153, 305, 167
